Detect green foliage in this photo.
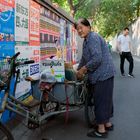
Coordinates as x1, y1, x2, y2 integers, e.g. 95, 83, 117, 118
75, 0, 100, 20
52, 0, 140, 37
94, 0, 140, 37
52, 0, 70, 12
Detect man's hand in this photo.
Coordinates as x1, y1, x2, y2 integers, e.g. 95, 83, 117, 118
119, 51, 122, 55
116, 41, 122, 54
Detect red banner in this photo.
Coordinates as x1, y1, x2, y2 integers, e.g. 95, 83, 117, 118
29, 0, 40, 46
0, 0, 15, 8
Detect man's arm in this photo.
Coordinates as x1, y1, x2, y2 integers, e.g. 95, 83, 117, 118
129, 42, 132, 52
128, 36, 132, 53
116, 36, 122, 54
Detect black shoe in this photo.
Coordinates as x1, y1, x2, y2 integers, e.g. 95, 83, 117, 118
105, 124, 114, 131
87, 130, 108, 138
121, 73, 125, 77
128, 73, 135, 78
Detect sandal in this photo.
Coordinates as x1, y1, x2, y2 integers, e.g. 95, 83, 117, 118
87, 130, 108, 138
105, 124, 114, 131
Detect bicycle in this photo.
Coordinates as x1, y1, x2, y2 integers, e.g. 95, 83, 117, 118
0, 52, 95, 140
0, 52, 35, 140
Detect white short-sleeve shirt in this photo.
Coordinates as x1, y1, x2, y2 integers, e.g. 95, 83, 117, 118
117, 34, 130, 52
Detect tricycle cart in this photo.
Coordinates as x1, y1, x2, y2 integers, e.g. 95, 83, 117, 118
0, 53, 95, 140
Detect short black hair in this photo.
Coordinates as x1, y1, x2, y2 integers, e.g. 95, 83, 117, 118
124, 27, 129, 31
74, 18, 91, 29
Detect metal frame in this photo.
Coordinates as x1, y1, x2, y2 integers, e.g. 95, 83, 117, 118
1, 79, 87, 127
0, 52, 88, 137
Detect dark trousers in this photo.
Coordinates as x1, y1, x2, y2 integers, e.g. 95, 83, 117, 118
88, 77, 114, 124
120, 52, 134, 74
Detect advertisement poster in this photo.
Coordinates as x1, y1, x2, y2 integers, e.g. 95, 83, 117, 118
66, 23, 72, 62
40, 6, 60, 43
15, 45, 40, 98
0, 0, 15, 57
40, 45, 57, 60
40, 6, 61, 61
0, 43, 14, 57
15, 0, 29, 42
40, 60, 65, 82
72, 26, 77, 64
60, 18, 66, 60
60, 18, 65, 46
29, 0, 40, 46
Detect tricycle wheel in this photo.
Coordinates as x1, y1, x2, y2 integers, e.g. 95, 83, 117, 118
85, 94, 96, 128
0, 122, 14, 140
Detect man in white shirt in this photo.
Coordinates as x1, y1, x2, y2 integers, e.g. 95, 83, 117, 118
117, 27, 134, 77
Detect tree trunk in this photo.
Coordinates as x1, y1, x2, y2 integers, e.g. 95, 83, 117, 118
136, 5, 140, 17
67, 0, 75, 17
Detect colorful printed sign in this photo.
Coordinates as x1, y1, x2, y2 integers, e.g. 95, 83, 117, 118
15, 0, 29, 42
40, 60, 65, 82
29, 0, 40, 46
66, 23, 72, 62
40, 46, 57, 60
72, 26, 77, 64
40, 6, 61, 61
0, 42, 14, 57
60, 18, 65, 46
0, 0, 15, 41
0, 0, 15, 57
40, 6, 60, 43
15, 45, 40, 98
40, 5, 60, 23
60, 18, 67, 60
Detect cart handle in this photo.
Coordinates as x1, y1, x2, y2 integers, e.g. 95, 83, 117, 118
15, 60, 35, 67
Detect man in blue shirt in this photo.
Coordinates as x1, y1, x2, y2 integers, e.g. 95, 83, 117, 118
75, 18, 116, 138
